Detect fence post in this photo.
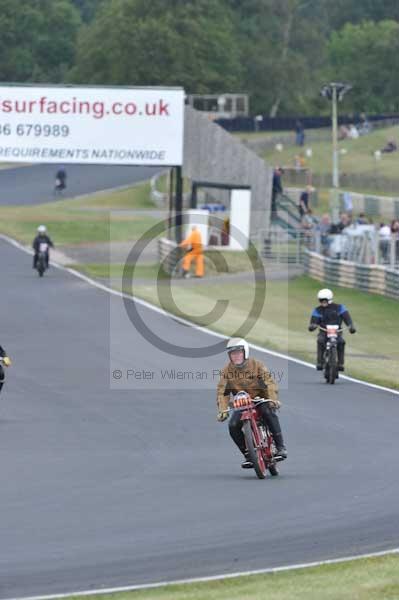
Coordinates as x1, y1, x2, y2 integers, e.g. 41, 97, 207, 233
390, 237, 395, 268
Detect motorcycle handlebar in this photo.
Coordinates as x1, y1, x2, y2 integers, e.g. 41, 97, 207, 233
318, 326, 343, 333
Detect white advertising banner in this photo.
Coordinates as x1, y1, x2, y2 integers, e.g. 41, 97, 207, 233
0, 85, 184, 165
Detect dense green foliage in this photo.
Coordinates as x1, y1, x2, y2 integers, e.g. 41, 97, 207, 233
2, 0, 399, 115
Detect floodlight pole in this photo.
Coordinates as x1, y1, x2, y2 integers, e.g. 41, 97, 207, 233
321, 82, 351, 222
331, 84, 339, 188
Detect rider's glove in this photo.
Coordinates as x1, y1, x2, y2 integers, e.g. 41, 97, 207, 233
308, 324, 317, 332
217, 411, 229, 422
3, 356, 11, 367
349, 326, 356, 334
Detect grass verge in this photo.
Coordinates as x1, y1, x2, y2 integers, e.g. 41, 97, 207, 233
263, 125, 399, 194
64, 554, 399, 600
73, 262, 399, 390
0, 183, 159, 244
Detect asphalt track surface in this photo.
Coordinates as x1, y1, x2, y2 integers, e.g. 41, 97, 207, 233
0, 164, 161, 205
1, 238, 399, 598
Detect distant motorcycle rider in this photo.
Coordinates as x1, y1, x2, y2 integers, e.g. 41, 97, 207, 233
308, 288, 356, 371
55, 166, 67, 191
32, 225, 54, 269
216, 338, 287, 468
0, 345, 12, 394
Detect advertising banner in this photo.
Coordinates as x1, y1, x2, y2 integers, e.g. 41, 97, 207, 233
0, 85, 184, 165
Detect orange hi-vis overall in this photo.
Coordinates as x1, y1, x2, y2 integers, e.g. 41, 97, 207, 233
180, 228, 204, 277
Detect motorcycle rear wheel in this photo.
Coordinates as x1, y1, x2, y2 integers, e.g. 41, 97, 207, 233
243, 420, 266, 479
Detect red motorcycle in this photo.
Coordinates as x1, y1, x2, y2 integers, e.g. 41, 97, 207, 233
230, 391, 283, 480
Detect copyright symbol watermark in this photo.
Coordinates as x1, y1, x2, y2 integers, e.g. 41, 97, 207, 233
112, 212, 267, 359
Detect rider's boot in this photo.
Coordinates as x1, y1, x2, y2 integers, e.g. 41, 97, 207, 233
263, 407, 287, 460
338, 344, 345, 371
241, 451, 254, 469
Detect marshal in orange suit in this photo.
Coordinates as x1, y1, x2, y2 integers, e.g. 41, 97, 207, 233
180, 225, 204, 278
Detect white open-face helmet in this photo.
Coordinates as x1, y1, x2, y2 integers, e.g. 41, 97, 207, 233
37, 225, 47, 234
317, 288, 333, 303
226, 337, 249, 362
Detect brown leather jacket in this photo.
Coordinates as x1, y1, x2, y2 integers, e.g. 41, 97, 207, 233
216, 357, 280, 412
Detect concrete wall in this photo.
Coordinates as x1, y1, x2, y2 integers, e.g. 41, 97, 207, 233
183, 106, 272, 238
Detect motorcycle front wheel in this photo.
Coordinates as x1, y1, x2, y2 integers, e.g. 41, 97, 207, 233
328, 346, 338, 384
243, 420, 266, 479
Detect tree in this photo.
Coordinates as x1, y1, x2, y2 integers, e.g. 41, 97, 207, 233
71, 0, 103, 22
0, 0, 81, 82
227, 0, 327, 115
69, 0, 242, 93
328, 20, 399, 113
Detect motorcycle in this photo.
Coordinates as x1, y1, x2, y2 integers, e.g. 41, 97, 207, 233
319, 325, 343, 384
229, 391, 283, 480
54, 177, 66, 197
36, 242, 49, 277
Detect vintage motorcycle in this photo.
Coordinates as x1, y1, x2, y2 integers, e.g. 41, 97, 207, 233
229, 391, 283, 480
319, 325, 343, 384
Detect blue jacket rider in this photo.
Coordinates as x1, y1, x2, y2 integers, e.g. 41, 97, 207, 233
308, 288, 356, 371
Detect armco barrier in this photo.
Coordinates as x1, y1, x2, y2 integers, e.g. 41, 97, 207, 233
158, 237, 179, 274
304, 250, 399, 300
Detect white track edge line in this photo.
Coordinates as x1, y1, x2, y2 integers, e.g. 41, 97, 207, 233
1, 232, 398, 399
2, 232, 399, 597
5, 547, 399, 600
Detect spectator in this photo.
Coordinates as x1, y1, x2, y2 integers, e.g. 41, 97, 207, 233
342, 190, 353, 216
391, 219, 399, 263
358, 113, 371, 135
317, 213, 331, 256
381, 139, 397, 153
337, 212, 351, 233
301, 209, 318, 248
295, 120, 305, 146
355, 213, 369, 225
338, 125, 349, 140
271, 167, 283, 218
294, 154, 306, 170
379, 222, 392, 263
298, 185, 313, 217
348, 124, 359, 139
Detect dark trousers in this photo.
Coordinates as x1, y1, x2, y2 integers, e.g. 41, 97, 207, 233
33, 252, 49, 268
229, 402, 285, 454
0, 365, 4, 393
317, 332, 345, 366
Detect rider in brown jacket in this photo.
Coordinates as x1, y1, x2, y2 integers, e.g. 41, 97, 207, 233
216, 338, 287, 468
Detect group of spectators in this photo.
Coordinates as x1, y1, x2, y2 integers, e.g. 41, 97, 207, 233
378, 219, 399, 262
338, 114, 372, 140
299, 202, 399, 264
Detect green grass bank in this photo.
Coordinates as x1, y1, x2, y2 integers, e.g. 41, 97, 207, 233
64, 553, 399, 600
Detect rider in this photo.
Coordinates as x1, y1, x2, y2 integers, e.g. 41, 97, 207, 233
216, 338, 287, 468
0, 345, 12, 395
55, 166, 67, 191
32, 225, 54, 269
308, 288, 356, 371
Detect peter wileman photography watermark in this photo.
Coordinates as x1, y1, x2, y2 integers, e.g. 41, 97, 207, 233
111, 366, 286, 385
109, 211, 289, 390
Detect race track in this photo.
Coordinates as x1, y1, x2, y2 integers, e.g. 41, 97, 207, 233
0, 238, 399, 598
0, 164, 160, 205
